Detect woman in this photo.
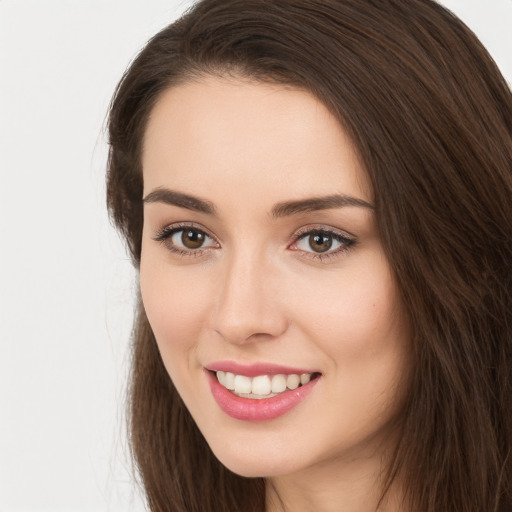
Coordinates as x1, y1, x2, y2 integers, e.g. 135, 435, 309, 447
106, 1, 512, 511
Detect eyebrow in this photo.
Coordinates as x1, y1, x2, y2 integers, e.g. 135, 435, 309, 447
271, 194, 374, 218
143, 188, 216, 215
142, 188, 373, 217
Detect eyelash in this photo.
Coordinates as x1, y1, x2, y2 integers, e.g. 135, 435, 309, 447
290, 226, 356, 261
153, 222, 218, 258
152, 223, 356, 261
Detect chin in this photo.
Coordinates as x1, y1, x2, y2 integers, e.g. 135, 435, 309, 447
216, 455, 295, 479
205, 434, 308, 478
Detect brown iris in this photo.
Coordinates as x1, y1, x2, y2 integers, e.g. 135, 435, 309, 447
308, 233, 333, 253
181, 229, 206, 249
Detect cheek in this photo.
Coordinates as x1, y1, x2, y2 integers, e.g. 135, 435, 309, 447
289, 260, 409, 440
139, 256, 211, 358
290, 257, 405, 355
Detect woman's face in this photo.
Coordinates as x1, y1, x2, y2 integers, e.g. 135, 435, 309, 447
140, 76, 410, 478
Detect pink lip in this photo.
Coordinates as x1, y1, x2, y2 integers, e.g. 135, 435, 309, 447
205, 368, 320, 422
206, 360, 317, 377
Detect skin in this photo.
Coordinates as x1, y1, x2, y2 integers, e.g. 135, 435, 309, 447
140, 75, 410, 512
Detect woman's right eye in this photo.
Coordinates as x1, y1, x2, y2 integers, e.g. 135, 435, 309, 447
153, 225, 218, 255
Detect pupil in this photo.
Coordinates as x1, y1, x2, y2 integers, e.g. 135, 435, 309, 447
182, 229, 205, 249
309, 233, 332, 253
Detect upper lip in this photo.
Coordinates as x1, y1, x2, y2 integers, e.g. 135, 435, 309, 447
205, 360, 320, 377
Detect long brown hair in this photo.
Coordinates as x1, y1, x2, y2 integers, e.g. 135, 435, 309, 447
106, 1, 512, 510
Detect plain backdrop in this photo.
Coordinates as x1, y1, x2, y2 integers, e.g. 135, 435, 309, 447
0, 1, 510, 511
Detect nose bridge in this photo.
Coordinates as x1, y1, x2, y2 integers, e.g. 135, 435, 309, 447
213, 244, 287, 344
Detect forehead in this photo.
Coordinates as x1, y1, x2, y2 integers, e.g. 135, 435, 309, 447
142, 75, 371, 205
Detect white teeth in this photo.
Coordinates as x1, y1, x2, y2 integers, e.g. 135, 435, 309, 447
217, 371, 226, 386
234, 374, 252, 394
216, 371, 315, 397
287, 374, 300, 390
224, 372, 235, 390
300, 373, 311, 385
252, 375, 272, 395
271, 374, 287, 393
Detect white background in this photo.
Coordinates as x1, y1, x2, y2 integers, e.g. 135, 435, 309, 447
0, 1, 510, 511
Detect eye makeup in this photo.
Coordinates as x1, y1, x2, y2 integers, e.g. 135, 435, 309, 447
152, 221, 357, 263
288, 227, 356, 261
288, 224, 357, 262
153, 222, 219, 258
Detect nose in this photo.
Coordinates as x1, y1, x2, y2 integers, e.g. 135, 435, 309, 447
213, 250, 288, 345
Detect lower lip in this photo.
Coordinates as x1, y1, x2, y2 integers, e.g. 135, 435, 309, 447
206, 370, 319, 422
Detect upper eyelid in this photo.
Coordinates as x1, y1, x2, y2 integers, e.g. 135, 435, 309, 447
290, 224, 355, 242
154, 222, 217, 240
289, 226, 356, 261
153, 223, 218, 257
154, 222, 353, 238
152, 222, 356, 253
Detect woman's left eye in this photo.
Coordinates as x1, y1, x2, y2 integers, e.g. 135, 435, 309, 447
291, 229, 355, 258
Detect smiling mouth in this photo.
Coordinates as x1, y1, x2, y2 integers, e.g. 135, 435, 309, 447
212, 370, 321, 399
